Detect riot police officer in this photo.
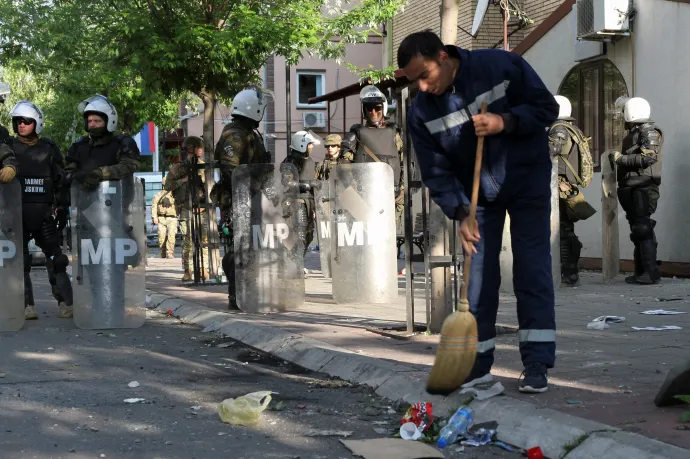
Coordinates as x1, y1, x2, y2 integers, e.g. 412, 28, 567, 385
614, 97, 663, 284
164, 136, 209, 281
548, 95, 595, 286
64, 95, 140, 189
212, 86, 271, 309
283, 131, 318, 255
344, 85, 404, 229
9, 100, 73, 319
314, 134, 353, 181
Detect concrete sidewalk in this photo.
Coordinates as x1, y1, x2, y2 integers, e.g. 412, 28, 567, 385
145, 252, 690, 458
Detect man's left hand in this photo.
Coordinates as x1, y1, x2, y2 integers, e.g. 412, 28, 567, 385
472, 113, 504, 136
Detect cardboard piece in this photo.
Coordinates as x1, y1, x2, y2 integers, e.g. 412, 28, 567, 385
340, 438, 445, 459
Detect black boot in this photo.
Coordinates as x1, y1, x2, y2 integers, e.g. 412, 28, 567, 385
625, 245, 644, 284
636, 238, 661, 284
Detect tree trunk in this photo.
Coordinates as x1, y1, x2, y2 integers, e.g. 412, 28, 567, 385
440, 0, 460, 45
200, 88, 220, 279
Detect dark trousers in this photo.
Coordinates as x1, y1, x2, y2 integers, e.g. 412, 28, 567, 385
467, 169, 556, 372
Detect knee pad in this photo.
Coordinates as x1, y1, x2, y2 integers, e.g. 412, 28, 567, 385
53, 253, 69, 273
631, 222, 654, 242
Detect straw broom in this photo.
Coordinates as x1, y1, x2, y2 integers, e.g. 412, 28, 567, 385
426, 102, 488, 395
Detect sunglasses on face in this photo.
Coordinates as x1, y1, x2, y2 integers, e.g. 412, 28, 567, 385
14, 117, 35, 126
365, 105, 383, 112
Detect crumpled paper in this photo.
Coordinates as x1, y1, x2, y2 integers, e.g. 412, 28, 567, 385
587, 315, 625, 330
640, 309, 687, 315
631, 325, 682, 331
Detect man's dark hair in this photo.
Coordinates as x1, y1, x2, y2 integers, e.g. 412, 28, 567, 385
397, 30, 445, 68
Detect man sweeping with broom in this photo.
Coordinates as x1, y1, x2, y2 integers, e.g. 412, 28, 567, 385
399, 30, 559, 395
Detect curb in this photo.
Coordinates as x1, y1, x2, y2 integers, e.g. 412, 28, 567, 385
146, 291, 689, 459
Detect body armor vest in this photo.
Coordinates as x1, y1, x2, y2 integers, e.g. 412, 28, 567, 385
618, 123, 663, 188
220, 122, 269, 164
352, 125, 401, 192
13, 138, 56, 204
72, 134, 121, 172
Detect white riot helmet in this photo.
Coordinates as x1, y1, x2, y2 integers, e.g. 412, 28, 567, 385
231, 86, 273, 123
290, 130, 320, 153
554, 95, 574, 121
78, 94, 118, 132
9, 100, 45, 134
360, 85, 388, 118
618, 97, 651, 123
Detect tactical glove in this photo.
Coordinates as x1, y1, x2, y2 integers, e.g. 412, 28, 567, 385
0, 165, 16, 183
82, 168, 103, 191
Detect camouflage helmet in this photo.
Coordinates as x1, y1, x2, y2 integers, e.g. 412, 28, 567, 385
324, 134, 342, 147
182, 136, 203, 150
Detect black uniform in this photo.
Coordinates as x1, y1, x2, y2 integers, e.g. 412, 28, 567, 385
12, 136, 73, 307
282, 149, 316, 255
65, 132, 140, 184
616, 121, 663, 284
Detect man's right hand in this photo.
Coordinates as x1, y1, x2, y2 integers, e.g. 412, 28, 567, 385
0, 166, 16, 183
458, 217, 480, 255
152, 218, 158, 225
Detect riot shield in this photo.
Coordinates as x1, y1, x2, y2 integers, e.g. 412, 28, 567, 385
330, 163, 398, 304
232, 163, 304, 312
71, 177, 146, 329
314, 179, 332, 278
0, 180, 25, 331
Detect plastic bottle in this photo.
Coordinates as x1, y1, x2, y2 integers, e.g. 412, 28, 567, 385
437, 406, 473, 449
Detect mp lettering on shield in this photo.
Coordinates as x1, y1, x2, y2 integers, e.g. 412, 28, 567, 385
0, 239, 16, 267
336, 221, 386, 247
81, 238, 138, 264
252, 223, 290, 249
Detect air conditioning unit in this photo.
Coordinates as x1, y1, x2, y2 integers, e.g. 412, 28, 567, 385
577, 0, 630, 41
302, 111, 326, 129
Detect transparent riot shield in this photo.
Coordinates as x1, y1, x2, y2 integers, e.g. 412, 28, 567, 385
232, 163, 304, 312
330, 163, 398, 304
71, 177, 146, 329
314, 179, 332, 278
0, 180, 25, 331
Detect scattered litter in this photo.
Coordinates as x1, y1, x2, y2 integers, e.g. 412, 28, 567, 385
89, 427, 99, 432
399, 422, 423, 440
166, 309, 173, 316
460, 382, 505, 400
145, 295, 151, 306
218, 391, 272, 426
128, 381, 140, 388
454, 446, 465, 453
123, 398, 146, 404
0, 373, 6, 378
656, 298, 683, 302
372, 420, 389, 425
566, 400, 582, 405
340, 438, 444, 459
587, 316, 625, 330
47, 347, 54, 351
304, 429, 353, 437
217, 432, 226, 436
493, 441, 513, 451
165, 441, 173, 445
108, 333, 116, 338
272, 401, 286, 411
676, 425, 690, 431
191, 406, 202, 411
386, 408, 396, 414
640, 309, 687, 315
527, 446, 545, 459
400, 402, 433, 435
460, 427, 495, 447
216, 342, 234, 348
632, 326, 682, 331
373, 427, 390, 435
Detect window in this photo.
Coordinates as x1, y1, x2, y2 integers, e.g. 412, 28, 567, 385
558, 60, 628, 170
145, 182, 162, 206
296, 71, 326, 108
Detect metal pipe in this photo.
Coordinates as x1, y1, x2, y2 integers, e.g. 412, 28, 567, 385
286, 63, 292, 142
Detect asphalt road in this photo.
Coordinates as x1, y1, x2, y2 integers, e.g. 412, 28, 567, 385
0, 267, 523, 459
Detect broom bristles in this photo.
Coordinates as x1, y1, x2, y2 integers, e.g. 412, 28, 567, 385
426, 306, 478, 396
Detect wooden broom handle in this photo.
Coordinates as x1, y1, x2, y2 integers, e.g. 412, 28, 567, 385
460, 102, 488, 302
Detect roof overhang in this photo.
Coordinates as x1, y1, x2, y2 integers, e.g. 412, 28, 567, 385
307, 69, 411, 104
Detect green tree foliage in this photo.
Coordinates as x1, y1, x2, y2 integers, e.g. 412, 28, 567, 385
0, 0, 406, 155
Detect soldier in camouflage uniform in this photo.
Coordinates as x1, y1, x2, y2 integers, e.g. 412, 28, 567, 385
314, 134, 354, 181
212, 86, 270, 309
65, 95, 140, 190
151, 176, 178, 259
344, 85, 405, 230
548, 96, 595, 286
164, 136, 209, 282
